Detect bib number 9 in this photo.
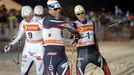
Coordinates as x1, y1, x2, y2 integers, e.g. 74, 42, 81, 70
28, 32, 32, 38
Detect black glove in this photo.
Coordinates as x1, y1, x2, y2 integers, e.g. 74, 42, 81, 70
72, 32, 81, 44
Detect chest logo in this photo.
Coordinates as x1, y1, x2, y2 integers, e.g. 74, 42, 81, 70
77, 25, 94, 32
24, 25, 40, 31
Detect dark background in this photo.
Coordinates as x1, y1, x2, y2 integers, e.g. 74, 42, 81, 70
14, 0, 134, 12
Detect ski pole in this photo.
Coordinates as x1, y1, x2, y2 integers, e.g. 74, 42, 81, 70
17, 40, 21, 64
6, 52, 20, 70
82, 17, 129, 38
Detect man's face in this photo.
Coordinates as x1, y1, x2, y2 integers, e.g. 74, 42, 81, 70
23, 15, 33, 22
76, 11, 86, 21
49, 7, 61, 18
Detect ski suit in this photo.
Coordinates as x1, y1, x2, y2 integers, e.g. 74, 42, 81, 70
73, 19, 111, 75
10, 16, 45, 75
41, 15, 78, 75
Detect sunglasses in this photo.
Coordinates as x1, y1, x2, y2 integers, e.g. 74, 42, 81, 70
35, 14, 42, 17
53, 7, 61, 11
76, 12, 85, 16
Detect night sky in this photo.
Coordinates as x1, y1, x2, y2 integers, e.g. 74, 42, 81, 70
14, 0, 134, 12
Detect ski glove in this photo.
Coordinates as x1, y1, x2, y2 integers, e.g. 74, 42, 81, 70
4, 43, 12, 53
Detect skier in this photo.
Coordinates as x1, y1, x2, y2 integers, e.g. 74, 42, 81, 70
41, 0, 80, 75
4, 6, 45, 75
73, 5, 111, 75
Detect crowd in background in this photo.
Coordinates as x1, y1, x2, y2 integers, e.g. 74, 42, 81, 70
0, 4, 134, 41
0, 5, 22, 39
87, 11, 134, 41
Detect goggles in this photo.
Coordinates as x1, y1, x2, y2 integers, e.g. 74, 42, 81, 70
47, 2, 61, 10
53, 7, 61, 11
76, 12, 85, 16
